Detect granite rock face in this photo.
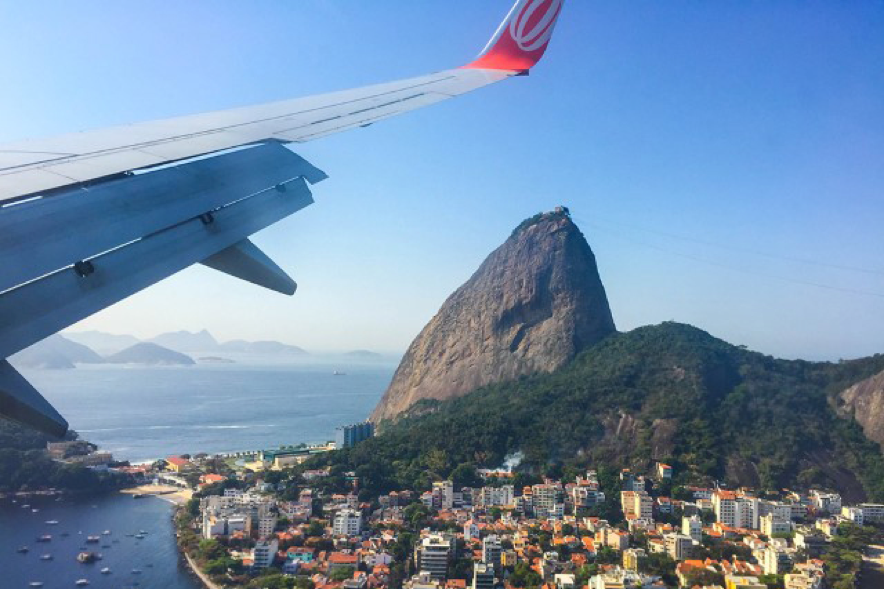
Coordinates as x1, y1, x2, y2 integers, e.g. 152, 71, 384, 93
370, 210, 616, 422
839, 370, 884, 448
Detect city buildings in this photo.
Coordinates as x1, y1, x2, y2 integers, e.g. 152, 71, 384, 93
416, 534, 452, 580
252, 539, 278, 570
335, 422, 375, 449
334, 508, 363, 536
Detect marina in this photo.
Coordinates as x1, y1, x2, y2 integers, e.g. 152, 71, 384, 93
1, 493, 200, 589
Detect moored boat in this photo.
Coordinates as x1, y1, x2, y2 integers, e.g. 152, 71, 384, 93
17, 545, 29, 553
100, 567, 111, 575
75, 580, 89, 587
77, 551, 97, 563
40, 554, 53, 561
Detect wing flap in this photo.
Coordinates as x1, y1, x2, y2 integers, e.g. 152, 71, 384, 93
0, 143, 324, 294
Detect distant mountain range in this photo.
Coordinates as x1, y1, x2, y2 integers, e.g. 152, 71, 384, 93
63, 330, 140, 355
11, 330, 390, 370
10, 334, 104, 369
66, 329, 309, 357
10, 335, 196, 369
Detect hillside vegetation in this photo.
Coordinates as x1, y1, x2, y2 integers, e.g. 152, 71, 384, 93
319, 323, 884, 501
0, 419, 119, 493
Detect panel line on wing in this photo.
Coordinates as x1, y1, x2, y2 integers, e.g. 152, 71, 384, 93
0, 75, 460, 177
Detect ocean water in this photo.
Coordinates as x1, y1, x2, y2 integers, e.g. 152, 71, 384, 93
0, 493, 199, 589
20, 363, 394, 463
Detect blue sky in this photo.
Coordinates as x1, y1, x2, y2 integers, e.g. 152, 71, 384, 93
2, 1, 882, 360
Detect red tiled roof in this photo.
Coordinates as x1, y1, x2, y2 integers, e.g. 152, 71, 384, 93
329, 553, 359, 564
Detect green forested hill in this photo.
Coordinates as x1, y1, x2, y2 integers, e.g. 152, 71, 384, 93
0, 419, 119, 493
317, 323, 884, 501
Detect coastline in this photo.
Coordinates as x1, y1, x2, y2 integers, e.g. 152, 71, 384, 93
185, 550, 226, 589
121, 483, 193, 505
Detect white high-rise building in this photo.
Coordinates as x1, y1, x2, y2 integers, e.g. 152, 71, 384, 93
257, 514, 278, 538
253, 538, 279, 569
334, 508, 363, 536
482, 535, 502, 571
682, 515, 703, 541
433, 481, 455, 510
417, 534, 452, 580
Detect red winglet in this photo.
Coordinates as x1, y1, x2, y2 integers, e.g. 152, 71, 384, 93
464, 0, 565, 72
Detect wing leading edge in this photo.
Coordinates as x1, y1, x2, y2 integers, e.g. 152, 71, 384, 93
0, 0, 566, 436
0, 0, 565, 203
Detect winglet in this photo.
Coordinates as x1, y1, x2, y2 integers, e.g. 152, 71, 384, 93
464, 0, 565, 72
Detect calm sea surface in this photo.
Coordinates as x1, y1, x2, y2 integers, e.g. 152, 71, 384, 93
0, 493, 199, 589
20, 363, 394, 463
3, 363, 393, 586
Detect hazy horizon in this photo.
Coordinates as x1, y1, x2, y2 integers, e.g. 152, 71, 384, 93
4, 1, 881, 361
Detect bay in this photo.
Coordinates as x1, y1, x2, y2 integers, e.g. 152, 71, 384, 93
0, 493, 199, 589
20, 363, 393, 463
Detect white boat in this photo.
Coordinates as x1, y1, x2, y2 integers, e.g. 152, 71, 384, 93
75, 580, 89, 587
29, 583, 44, 588
40, 554, 53, 561
45, 520, 59, 525
131, 569, 142, 574
100, 567, 111, 575
31, 508, 39, 513
102, 530, 111, 535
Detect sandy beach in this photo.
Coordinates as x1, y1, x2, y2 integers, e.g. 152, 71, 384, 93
121, 484, 193, 505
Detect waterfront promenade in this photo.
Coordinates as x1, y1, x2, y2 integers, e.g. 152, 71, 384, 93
186, 551, 225, 589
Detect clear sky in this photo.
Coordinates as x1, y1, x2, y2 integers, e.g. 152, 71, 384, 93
2, 1, 882, 360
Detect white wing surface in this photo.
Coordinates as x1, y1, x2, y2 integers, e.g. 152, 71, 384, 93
0, 0, 566, 436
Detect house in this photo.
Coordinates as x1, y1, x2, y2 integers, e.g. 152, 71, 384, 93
328, 552, 359, 571
656, 463, 672, 480
165, 455, 190, 473
199, 473, 226, 488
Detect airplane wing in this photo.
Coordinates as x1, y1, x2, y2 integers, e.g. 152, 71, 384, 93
0, 0, 565, 436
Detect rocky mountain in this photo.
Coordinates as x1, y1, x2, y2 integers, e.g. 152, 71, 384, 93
323, 323, 884, 502
148, 329, 218, 353
63, 330, 140, 355
105, 342, 195, 366
10, 334, 104, 370
837, 370, 884, 449
370, 210, 616, 422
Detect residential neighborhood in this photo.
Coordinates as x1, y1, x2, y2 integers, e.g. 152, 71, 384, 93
160, 453, 884, 589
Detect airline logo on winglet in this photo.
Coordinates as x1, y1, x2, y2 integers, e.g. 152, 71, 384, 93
465, 0, 565, 72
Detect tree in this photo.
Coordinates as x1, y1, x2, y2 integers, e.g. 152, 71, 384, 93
595, 546, 620, 565
306, 520, 325, 538
198, 539, 226, 561
330, 566, 356, 582
684, 569, 725, 588
510, 562, 542, 588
